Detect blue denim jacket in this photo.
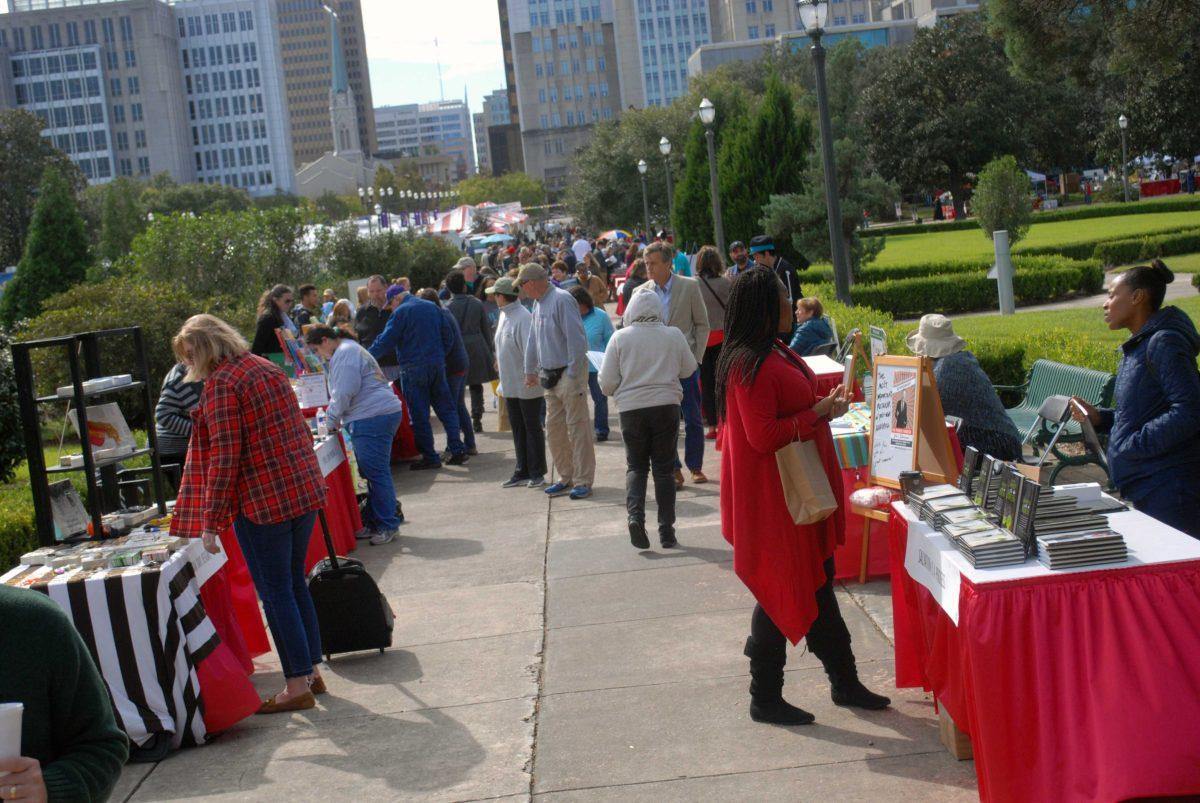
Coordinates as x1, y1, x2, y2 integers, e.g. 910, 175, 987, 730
1098, 306, 1200, 499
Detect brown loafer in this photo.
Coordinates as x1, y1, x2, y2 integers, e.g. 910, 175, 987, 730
309, 675, 327, 695
673, 468, 685, 489
257, 691, 316, 715
691, 470, 708, 484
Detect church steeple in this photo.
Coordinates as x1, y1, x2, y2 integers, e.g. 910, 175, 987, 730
327, 6, 360, 157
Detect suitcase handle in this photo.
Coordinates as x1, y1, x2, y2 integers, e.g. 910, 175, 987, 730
317, 508, 340, 571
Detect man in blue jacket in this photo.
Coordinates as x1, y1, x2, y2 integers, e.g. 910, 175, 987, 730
368, 287, 466, 469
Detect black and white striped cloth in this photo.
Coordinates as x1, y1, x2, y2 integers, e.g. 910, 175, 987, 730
0, 544, 219, 749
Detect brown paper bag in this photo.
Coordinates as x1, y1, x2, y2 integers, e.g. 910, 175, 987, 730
496, 394, 512, 432
775, 439, 838, 525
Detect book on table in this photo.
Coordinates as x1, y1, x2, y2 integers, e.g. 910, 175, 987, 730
953, 527, 1026, 568
957, 446, 981, 495
1036, 529, 1127, 569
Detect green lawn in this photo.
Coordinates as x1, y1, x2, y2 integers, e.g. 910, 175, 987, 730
872, 210, 1200, 267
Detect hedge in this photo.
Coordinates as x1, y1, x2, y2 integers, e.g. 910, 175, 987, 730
1091, 228, 1200, 267
864, 194, 1200, 238
815, 259, 1103, 318
806, 254, 1096, 286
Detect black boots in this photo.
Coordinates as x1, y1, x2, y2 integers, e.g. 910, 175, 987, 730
831, 677, 891, 710
744, 637, 815, 725
628, 520, 650, 549
659, 527, 677, 549
807, 628, 892, 712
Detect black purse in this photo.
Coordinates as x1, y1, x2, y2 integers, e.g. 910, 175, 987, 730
539, 367, 566, 389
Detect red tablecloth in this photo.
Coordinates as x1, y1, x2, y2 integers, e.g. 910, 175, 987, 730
887, 511, 1200, 802
809, 368, 865, 403
390, 383, 420, 462
1139, 178, 1180, 198
218, 438, 362, 660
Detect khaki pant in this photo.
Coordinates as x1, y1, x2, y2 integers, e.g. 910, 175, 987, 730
544, 365, 596, 487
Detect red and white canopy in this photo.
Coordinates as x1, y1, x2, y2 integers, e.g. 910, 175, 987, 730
426, 202, 528, 235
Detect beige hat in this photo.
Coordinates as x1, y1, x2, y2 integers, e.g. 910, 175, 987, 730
906, 314, 965, 358
515, 263, 548, 286
454, 256, 477, 271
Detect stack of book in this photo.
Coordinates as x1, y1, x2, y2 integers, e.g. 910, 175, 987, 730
953, 527, 1027, 568
906, 484, 971, 524
1036, 530, 1127, 569
1020, 483, 1111, 538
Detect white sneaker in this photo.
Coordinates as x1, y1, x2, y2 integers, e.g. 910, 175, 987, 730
369, 529, 398, 546
354, 527, 373, 541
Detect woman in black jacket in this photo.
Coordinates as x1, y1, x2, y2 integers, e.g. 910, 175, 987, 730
620, 258, 649, 310
250, 284, 296, 357
446, 269, 497, 432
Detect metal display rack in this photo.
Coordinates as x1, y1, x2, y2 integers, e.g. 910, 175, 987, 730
11, 327, 167, 546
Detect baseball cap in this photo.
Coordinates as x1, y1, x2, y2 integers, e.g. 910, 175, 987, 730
748, 235, 775, 255
385, 284, 407, 302
729, 240, 746, 251
486, 276, 518, 296
515, 263, 548, 286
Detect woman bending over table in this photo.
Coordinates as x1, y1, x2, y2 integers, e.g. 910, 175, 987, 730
716, 267, 890, 725
306, 325, 404, 546
1072, 260, 1200, 539
172, 314, 329, 714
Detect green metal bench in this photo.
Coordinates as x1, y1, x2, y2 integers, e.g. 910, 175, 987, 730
995, 359, 1116, 484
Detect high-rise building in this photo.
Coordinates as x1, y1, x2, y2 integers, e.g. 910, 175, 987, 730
474, 87, 510, 175
610, 0, 715, 109
374, 99, 475, 181
173, 0, 296, 194
0, 0, 297, 194
276, 0, 375, 167
0, 0, 195, 184
506, 0, 621, 194
492, 0, 525, 175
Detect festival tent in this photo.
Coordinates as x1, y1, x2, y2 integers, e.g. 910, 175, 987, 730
426, 203, 529, 237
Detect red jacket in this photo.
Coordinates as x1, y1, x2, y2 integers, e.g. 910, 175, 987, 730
172, 352, 326, 537
720, 344, 845, 644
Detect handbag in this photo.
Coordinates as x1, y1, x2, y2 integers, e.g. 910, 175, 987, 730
775, 437, 838, 526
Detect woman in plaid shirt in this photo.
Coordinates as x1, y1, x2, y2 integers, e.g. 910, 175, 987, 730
172, 314, 328, 714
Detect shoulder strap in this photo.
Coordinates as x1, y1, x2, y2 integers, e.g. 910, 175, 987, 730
698, 274, 726, 311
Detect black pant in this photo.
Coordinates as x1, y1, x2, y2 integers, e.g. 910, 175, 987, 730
749, 557, 855, 679
508, 396, 547, 478
620, 404, 679, 533
469, 384, 485, 425
700, 341, 722, 427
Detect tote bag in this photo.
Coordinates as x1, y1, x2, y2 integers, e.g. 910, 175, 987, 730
775, 438, 838, 525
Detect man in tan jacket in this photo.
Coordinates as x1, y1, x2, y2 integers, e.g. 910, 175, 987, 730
634, 241, 710, 487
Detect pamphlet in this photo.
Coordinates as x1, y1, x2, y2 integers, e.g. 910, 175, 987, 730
0, 703, 21, 773
48, 480, 89, 542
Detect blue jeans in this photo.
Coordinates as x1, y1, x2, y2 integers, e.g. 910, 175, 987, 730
347, 412, 403, 531
400, 363, 463, 462
587, 372, 609, 437
674, 370, 704, 471
1129, 474, 1200, 540
233, 510, 321, 679
449, 372, 476, 451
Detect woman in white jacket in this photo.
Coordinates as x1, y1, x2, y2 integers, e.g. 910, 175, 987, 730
600, 291, 698, 549
489, 277, 548, 487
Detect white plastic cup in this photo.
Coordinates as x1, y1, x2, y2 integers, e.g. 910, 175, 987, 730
0, 702, 23, 776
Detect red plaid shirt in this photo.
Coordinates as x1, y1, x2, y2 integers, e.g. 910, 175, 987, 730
171, 352, 326, 537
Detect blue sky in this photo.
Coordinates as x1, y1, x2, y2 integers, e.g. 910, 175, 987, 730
362, 0, 508, 114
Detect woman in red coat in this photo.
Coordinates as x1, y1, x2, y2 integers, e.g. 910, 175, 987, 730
717, 268, 890, 725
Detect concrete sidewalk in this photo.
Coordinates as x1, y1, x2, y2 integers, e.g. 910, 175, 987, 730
113, 401, 979, 802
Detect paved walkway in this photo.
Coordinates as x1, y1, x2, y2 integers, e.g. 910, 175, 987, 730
112, 401, 979, 801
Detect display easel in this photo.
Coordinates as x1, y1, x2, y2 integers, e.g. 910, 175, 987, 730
867, 355, 958, 488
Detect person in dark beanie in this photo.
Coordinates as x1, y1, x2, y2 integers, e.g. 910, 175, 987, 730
749, 235, 804, 306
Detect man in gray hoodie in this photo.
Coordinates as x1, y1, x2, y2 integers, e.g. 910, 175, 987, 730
599, 291, 698, 549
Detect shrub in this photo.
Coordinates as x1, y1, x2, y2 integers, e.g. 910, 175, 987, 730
14, 278, 254, 427
0, 332, 24, 483
973, 155, 1034, 245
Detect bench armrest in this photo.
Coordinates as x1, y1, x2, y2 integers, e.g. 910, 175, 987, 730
992, 382, 1028, 394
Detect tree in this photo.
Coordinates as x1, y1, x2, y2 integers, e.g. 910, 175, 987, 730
0, 331, 24, 482
761, 138, 897, 280
455, 172, 547, 208
140, 174, 252, 216
858, 15, 1026, 215
672, 83, 749, 250
0, 109, 85, 270
566, 104, 690, 232
314, 190, 356, 223
97, 177, 146, 265
972, 155, 1033, 246
0, 166, 91, 327
717, 74, 813, 250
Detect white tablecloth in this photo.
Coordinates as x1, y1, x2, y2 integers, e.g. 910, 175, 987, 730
898, 499, 1200, 624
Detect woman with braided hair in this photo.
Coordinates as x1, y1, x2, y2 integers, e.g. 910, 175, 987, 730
717, 267, 890, 725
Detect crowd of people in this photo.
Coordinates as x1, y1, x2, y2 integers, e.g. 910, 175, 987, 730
7, 224, 1200, 801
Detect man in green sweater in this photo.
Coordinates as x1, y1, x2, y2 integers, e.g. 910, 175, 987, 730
0, 585, 128, 802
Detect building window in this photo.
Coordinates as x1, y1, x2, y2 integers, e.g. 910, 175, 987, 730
135, 130, 146, 149
84, 20, 97, 45
127, 76, 139, 95
137, 156, 150, 176
124, 49, 137, 68
745, 0, 756, 11
598, 57, 606, 71
851, 12, 866, 23
112, 105, 125, 123
833, 15, 846, 25
748, 25, 759, 38
765, 23, 775, 36
131, 103, 143, 122
110, 78, 122, 97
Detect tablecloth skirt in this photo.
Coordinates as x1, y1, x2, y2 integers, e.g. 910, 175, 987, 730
390, 383, 420, 462
217, 452, 362, 660
887, 510, 1200, 802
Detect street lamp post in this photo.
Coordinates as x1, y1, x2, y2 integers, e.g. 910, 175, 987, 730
1118, 113, 1130, 203
798, 0, 852, 305
698, 98, 726, 258
659, 136, 675, 235
637, 159, 651, 237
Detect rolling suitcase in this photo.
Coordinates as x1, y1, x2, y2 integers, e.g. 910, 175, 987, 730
307, 509, 394, 660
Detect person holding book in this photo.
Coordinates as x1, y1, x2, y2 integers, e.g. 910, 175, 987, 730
716, 267, 889, 725
250, 284, 296, 358
1072, 260, 1200, 538
907, 314, 1022, 461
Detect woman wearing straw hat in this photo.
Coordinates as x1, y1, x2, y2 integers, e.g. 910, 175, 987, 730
907, 314, 1022, 460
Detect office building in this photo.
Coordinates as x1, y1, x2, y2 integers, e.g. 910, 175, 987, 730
277, 0, 375, 167
0, 0, 195, 183
473, 87, 509, 175
493, 0, 525, 174
611, 0, 715, 109
505, 0, 621, 194
374, 99, 475, 181
173, 0, 296, 194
